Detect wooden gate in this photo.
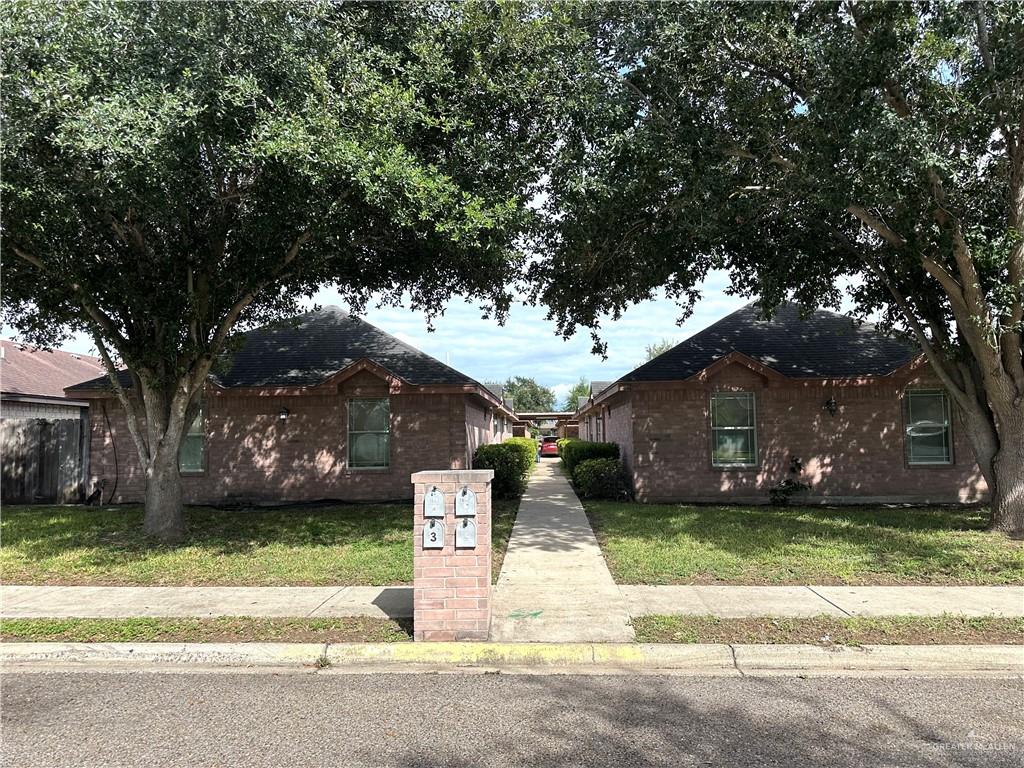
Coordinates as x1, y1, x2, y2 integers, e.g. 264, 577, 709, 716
1, 419, 83, 503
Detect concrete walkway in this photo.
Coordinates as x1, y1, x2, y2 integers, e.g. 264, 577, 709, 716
0, 585, 411, 619
4, 583, 1021, 621
622, 585, 1024, 618
489, 460, 635, 642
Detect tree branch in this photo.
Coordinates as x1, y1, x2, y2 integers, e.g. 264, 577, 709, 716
91, 331, 151, 466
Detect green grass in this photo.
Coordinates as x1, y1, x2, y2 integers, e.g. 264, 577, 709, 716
0, 616, 412, 643
631, 614, 1024, 645
586, 502, 1024, 585
1, 500, 519, 586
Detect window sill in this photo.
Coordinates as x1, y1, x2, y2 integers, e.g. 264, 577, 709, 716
712, 464, 759, 470
345, 466, 391, 472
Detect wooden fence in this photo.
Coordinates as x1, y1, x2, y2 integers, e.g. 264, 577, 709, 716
1, 419, 83, 503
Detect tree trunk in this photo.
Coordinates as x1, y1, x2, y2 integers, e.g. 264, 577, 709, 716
137, 377, 195, 544
143, 445, 186, 543
989, 408, 1024, 537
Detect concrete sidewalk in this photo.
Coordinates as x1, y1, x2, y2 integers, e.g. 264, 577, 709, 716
3, 584, 1021, 621
622, 585, 1024, 618
489, 460, 634, 642
0, 585, 412, 619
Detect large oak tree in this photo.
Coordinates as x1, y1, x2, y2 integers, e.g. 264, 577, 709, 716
534, 1, 1024, 534
2, 0, 567, 541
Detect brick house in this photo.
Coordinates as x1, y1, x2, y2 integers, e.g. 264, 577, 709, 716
68, 308, 516, 504
577, 303, 988, 505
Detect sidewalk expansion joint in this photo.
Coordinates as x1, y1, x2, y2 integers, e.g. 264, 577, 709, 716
805, 586, 854, 617
306, 587, 347, 618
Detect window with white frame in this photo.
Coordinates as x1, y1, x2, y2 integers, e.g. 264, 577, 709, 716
710, 392, 757, 467
348, 398, 390, 468
178, 405, 205, 472
905, 389, 952, 464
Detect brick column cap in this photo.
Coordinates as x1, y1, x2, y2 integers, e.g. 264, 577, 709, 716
411, 469, 494, 484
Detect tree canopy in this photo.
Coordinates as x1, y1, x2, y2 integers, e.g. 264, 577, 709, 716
560, 377, 590, 411
644, 339, 677, 363
533, 1, 1024, 532
502, 376, 557, 412
1, 0, 569, 539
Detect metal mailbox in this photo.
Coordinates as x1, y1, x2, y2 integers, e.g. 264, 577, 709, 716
422, 519, 445, 549
423, 487, 445, 519
455, 486, 477, 517
455, 517, 477, 549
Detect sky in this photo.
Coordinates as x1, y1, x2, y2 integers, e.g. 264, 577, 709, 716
5, 269, 857, 408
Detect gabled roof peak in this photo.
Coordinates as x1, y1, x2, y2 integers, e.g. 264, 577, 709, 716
621, 302, 915, 382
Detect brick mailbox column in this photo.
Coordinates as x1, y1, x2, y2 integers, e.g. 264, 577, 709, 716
411, 469, 494, 641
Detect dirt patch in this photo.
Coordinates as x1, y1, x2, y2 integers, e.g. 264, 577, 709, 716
631, 615, 1024, 645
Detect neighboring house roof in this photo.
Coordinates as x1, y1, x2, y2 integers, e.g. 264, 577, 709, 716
620, 302, 916, 383
590, 381, 612, 396
0, 339, 105, 400
69, 307, 488, 393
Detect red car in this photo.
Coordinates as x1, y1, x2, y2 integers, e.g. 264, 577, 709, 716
540, 436, 559, 457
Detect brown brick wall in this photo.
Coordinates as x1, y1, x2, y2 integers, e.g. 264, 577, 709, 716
87, 373, 499, 504
591, 362, 987, 504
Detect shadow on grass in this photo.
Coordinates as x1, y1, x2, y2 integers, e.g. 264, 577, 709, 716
585, 502, 1024, 584
0, 503, 413, 583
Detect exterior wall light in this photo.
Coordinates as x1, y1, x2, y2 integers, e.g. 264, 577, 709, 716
279, 407, 290, 421
824, 397, 838, 416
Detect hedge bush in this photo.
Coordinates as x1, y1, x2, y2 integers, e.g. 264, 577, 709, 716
559, 439, 619, 479
573, 458, 630, 500
505, 437, 538, 469
473, 440, 533, 499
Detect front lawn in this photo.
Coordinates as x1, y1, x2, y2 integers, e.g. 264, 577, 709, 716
586, 502, 1024, 585
1, 500, 519, 586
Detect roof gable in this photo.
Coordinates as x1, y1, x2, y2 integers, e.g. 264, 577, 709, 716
621, 302, 916, 383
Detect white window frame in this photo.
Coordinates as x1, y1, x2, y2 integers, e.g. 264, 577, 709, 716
905, 389, 953, 466
347, 397, 391, 469
710, 391, 758, 468
178, 404, 205, 473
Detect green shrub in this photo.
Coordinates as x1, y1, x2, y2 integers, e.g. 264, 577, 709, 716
504, 437, 538, 470
573, 458, 630, 500
560, 439, 619, 479
473, 442, 532, 499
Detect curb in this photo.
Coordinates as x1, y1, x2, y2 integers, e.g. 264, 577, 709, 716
2, 642, 1022, 676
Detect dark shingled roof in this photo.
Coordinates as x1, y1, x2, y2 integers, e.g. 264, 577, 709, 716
69, 307, 482, 391
621, 302, 916, 382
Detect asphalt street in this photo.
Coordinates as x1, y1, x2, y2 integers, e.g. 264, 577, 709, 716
2, 671, 1022, 767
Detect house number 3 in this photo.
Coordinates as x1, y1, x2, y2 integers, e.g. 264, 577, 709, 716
422, 519, 445, 550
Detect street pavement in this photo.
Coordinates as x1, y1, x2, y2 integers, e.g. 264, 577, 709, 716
3, 671, 1022, 767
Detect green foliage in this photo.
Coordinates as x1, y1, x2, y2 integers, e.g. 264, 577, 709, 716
473, 441, 532, 499
530, 2, 1024, 530
3, 1, 567, 365
502, 376, 556, 412
644, 339, 676, 362
504, 436, 538, 470
573, 458, 630, 500
560, 377, 590, 411
534, 3, 1024, 348
559, 439, 619, 480
0, 0, 576, 536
